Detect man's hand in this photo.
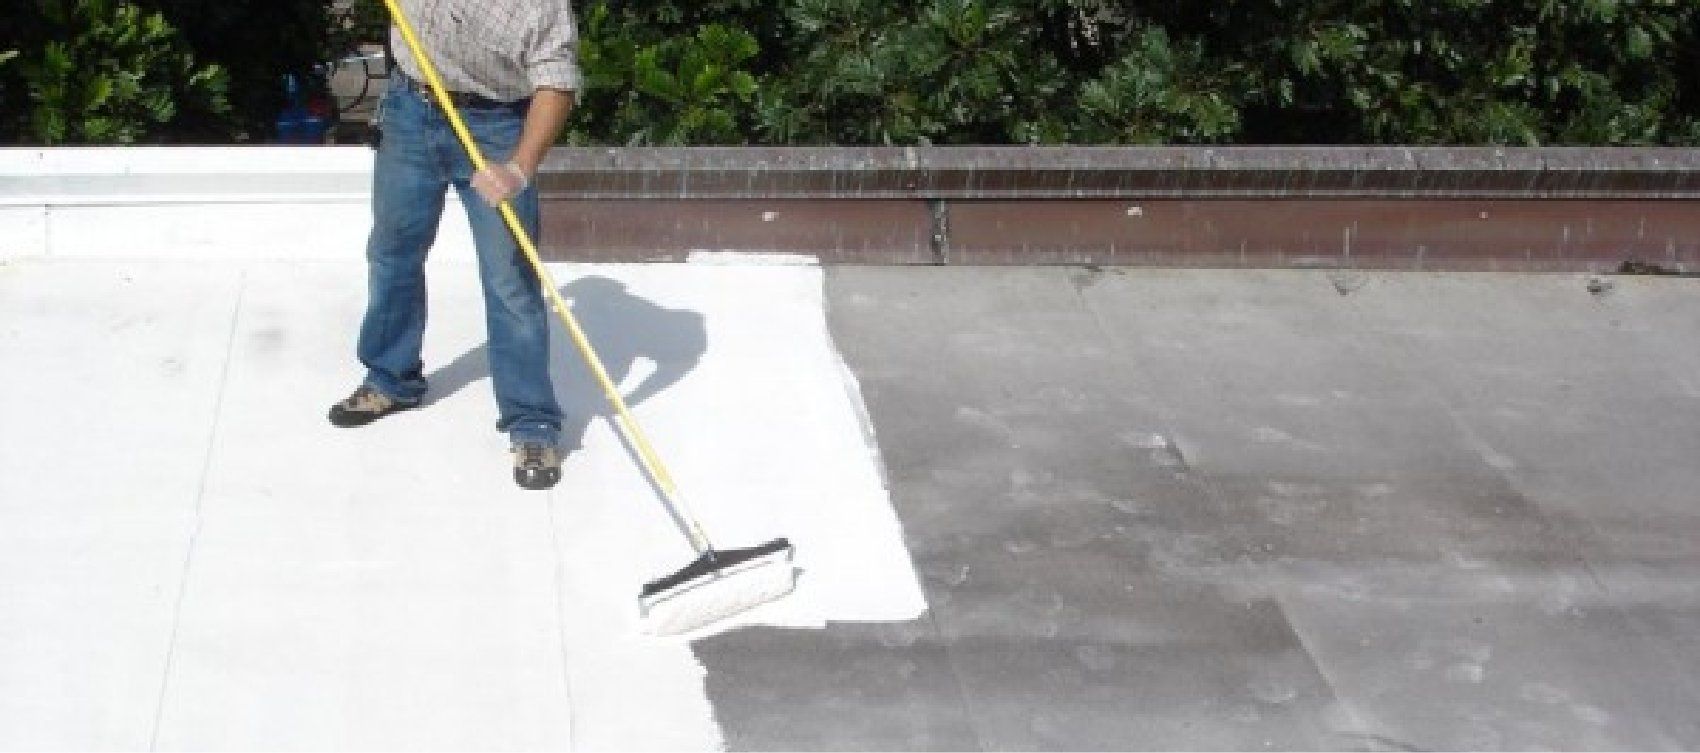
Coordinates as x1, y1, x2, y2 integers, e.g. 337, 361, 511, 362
471, 160, 530, 206
468, 88, 573, 208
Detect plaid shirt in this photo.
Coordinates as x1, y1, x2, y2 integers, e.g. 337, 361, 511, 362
391, 0, 581, 102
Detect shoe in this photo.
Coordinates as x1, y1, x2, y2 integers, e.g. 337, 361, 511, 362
328, 384, 417, 427
513, 442, 562, 490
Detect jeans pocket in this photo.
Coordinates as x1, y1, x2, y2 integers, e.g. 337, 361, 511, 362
465, 108, 525, 160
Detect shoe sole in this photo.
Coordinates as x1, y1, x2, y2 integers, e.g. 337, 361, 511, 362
514, 467, 561, 491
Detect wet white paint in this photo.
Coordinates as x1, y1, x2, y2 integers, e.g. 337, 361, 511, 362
0, 256, 926, 750
543, 262, 927, 748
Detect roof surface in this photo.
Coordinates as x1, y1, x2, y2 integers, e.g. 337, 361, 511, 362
4, 253, 1699, 749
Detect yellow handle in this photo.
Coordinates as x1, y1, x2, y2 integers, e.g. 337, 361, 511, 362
381, 0, 713, 552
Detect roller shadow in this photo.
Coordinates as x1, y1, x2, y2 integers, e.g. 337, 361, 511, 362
424, 276, 709, 538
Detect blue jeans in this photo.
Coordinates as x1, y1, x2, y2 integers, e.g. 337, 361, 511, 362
356, 76, 561, 447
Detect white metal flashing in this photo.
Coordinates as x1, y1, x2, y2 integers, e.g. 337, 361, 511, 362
0, 147, 478, 261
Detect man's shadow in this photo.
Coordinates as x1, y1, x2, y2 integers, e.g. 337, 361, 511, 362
425, 276, 708, 530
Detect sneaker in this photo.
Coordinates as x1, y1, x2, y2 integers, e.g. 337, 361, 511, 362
327, 384, 417, 428
512, 442, 562, 490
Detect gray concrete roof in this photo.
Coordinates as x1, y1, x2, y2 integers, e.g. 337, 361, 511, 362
732, 266, 1700, 750
4, 251, 1699, 749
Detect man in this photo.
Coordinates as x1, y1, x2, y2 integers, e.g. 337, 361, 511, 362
328, 0, 580, 491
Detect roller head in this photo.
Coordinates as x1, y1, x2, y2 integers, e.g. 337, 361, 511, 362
639, 539, 796, 636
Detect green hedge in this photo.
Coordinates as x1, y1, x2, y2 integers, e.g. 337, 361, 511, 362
0, 0, 230, 144
2, 0, 343, 144
5, 0, 1697, 145
564, 0, 1700, 146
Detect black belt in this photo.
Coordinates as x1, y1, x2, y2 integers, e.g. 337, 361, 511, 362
394, 70, 522, 111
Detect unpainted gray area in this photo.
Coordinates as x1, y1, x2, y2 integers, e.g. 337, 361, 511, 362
696, 267, 1700, 751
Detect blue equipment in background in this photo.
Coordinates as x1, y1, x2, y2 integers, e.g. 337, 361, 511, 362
275, 73, 331, 144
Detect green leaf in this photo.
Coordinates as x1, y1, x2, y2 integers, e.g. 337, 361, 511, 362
83, 74, 115, 109
729, 71, 757, 99
632, 47, 683, 102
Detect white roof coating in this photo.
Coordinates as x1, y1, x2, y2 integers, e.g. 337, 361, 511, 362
0, 249, 924, 748
2, 147, 396, 262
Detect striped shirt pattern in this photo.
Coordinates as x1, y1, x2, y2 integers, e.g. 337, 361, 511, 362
391, 0, 582, 102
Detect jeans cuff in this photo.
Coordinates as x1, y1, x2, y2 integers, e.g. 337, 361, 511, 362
508, 425, 560, 448
363, 374, 426, 405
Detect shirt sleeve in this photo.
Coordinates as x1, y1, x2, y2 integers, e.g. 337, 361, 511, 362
525, 0, 583, 94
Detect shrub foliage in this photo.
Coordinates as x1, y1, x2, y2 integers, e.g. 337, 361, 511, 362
565, 0, 1699, 145
4, 0, 1696, 145
1, 0, 229, 144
